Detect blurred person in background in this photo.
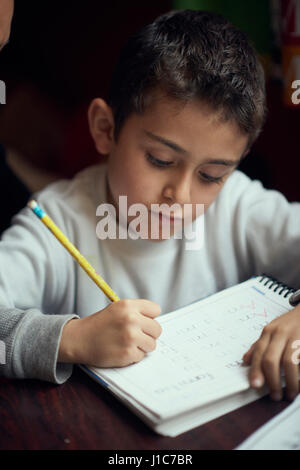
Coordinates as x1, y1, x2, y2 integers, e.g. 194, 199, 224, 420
0, 0, 30, 234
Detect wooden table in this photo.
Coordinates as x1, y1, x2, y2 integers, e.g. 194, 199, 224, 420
0, 366, 291, 451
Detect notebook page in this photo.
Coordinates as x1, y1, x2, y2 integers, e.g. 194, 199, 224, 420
92, 278, 292, 419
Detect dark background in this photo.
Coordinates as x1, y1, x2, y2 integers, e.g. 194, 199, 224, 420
0, 0, 299, 202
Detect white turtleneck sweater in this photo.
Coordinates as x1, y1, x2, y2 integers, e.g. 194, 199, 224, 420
0, 163, 299, 383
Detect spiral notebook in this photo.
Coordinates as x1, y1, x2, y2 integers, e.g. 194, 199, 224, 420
81, 275, 296, 437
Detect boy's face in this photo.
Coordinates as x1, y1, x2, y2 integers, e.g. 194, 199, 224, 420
91, 94, 249, 241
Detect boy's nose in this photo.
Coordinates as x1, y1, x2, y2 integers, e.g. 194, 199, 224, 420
162, 172, 192, 205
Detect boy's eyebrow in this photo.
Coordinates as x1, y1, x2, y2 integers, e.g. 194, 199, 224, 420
143, 130, 189, 155
142, 130, 241, 166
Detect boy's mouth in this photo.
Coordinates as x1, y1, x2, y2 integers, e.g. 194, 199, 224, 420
150, 209, 183, 224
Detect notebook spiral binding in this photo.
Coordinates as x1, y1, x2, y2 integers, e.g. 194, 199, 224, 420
258, 274, 296, 298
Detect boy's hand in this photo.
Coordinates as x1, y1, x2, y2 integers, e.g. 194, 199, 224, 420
59, 299, 162, 368
242, 304, 300, 401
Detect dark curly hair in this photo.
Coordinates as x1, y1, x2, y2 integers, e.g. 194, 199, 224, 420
108, 9, 267, 147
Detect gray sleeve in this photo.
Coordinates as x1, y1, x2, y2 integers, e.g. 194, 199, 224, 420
0, 307, 79, 383
0, 203, 78, 383
230, 174, 300, 289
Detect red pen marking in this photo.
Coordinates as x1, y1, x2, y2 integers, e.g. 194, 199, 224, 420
253, 307, 268, 318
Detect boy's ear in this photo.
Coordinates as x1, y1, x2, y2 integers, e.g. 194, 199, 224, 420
88, 98, 115, 155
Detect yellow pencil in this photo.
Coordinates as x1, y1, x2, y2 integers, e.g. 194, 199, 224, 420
27, 200, 120, 303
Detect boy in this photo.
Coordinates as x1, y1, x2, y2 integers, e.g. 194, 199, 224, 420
0, 10, 299, 403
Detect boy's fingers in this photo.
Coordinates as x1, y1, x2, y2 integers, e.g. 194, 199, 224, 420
137, 299, 162, 318
242, 341, 257, 364
249, 334, 271, 388
261, 334, 286, 400
283, 340, 300, 401
138, 334, 157, 354
131, 348, 146, 364
140, 315, 162, 339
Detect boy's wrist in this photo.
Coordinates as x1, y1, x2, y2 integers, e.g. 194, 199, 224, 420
58, 317, 82, 364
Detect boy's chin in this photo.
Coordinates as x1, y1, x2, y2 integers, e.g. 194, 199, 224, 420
126, 211, 191, 241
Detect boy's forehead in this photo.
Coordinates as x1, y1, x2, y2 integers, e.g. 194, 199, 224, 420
135, 92, 237, 133
127, 94, 249, 159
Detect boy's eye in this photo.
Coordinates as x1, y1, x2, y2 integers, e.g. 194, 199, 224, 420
146, 153, 226, 184
198, 172, 225, 184
146, 153, 172, 167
